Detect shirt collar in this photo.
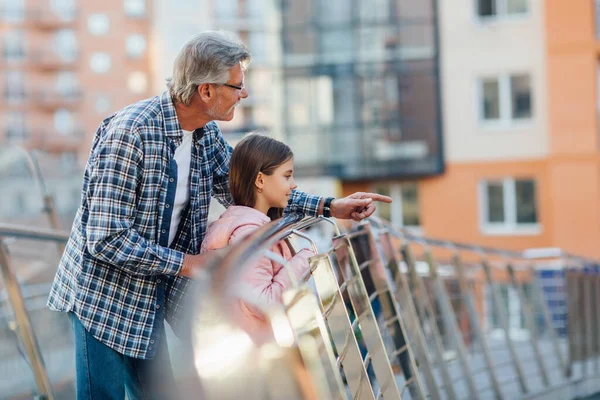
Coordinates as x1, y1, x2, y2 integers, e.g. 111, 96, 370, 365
160, 91, 205, 142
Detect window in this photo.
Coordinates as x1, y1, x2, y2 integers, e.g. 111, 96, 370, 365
53, 29, 77, 61
90, 52, 111, 74
479, 74, 532, 125
2, 30, 25, 61
480, 178, 539, 235
51, 0, 76, 20
3, 71, 25, 102
124, 0, 146, 17
55, 71, 79, 98
477, 0, 528, 19
2, 0, 25, 22
54, 109, 74, 135
5, 112, 28, 141
373, 182, 421, 230
88, 14, 110, 36
126, 34, 146, 58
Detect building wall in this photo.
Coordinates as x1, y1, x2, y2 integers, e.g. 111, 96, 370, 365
440, 0, 549, 163
342, 0, 600, 258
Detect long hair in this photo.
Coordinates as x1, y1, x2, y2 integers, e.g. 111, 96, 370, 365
229, 134, 293, 220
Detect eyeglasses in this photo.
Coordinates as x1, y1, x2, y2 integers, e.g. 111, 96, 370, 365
215, 82, 245, 91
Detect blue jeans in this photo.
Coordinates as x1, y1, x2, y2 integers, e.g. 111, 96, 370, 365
70, 313, 179, 400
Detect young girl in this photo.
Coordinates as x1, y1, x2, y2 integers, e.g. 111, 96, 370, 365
200, 134, 314, 341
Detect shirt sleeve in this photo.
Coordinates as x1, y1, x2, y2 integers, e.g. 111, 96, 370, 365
85, 126, 184, 276
286, 190, 323, 217
210, 125, 234, 208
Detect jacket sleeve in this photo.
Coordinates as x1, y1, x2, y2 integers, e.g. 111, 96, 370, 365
229, 225, 314, 318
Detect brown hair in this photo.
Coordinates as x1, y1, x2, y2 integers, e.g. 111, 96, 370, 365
229, 134, 293, 220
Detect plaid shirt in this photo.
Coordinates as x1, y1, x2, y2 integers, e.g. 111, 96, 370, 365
47, 91, 323, 359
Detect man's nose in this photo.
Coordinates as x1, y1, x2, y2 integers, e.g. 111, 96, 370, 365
240, 88, 248, 99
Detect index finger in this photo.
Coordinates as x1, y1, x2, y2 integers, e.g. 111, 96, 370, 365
361, 192, 393, 203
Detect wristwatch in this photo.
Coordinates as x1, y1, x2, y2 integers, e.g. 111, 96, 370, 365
323, 197, 335, 218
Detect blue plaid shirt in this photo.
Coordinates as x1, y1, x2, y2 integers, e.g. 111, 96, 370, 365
47, 91, 323, 359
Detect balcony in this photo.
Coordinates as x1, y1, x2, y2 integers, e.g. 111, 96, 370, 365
26, 8, 78, 30
29, 49, 78, 71
32, 89, 82, 110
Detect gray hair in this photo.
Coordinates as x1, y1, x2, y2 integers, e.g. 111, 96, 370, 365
167, 31, 251, 106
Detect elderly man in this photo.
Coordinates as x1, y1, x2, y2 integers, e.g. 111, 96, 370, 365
47, 31, 390, 399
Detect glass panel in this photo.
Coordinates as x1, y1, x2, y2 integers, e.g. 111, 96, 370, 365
4, 71, 25, 102
506, 0, 528, 15
2, 0, 25, 22
124, 0, 146, 17
2, 30, 25, 61
51, 0, 76, 20
510, 74, 532, 119
515, 179, 537, 224
402, 184, 420, 226
482, 78, 500, 120
54, 29, 77, 61
478, 0, 496, 17
486, 182, 504, 223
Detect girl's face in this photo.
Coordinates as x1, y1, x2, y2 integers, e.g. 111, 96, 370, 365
261, 158, 297, 209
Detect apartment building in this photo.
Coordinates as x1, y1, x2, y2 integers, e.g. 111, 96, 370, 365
0, 0, 152, 221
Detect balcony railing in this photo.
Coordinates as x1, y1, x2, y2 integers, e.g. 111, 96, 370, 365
26, 8, 78, 30
29, 49, 78, 71
32, 90, 82, 110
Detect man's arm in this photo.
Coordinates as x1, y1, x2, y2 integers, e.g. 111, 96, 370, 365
289, 191, 392, 221
85, 127, 186, 277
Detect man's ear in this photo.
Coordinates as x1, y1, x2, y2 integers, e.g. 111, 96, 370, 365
255, 172, 264, 191
197, 83, 214, 102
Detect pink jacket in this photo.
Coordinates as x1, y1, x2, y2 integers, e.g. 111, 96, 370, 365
200, 206, 314, 341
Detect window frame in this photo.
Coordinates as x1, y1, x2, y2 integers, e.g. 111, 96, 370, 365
477, 73, 533, 129
479, 177, 541, 236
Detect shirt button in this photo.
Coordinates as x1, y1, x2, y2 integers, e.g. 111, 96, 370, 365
161, 229, 166, 233
165, 204, 170, 208
149, 346, 153, 351
157, 279, 161, 283
156, 304, 160, 309
151, 340, 155, 344
169, 178, 174, 182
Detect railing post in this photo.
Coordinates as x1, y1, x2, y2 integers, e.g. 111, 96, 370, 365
0, 240, 54, 400
481, 259, 528, 394
403, 245, 456, 400
425, 251, 478, 399
380, 232, 438, 400
453, 255, 503, 400
528, 265, 567, 378
506, 264, 550, 387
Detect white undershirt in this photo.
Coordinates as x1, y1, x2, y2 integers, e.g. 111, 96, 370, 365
168, 130, 194, 246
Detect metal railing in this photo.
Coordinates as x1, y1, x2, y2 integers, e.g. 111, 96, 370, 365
1, 210, 600, 398
189, 215, 600, 399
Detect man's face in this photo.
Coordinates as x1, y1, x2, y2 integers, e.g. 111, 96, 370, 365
207, 63, 248, 121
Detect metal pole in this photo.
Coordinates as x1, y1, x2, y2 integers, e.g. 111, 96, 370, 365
453, 255, 503, 400
481, 259, 528, 394
506, 264, 549, 387
0, 240, 54, 399
425, 251, 478, 399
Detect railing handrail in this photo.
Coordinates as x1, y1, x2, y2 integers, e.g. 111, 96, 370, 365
0, 223, 69, 243
371, 216, 598, 264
